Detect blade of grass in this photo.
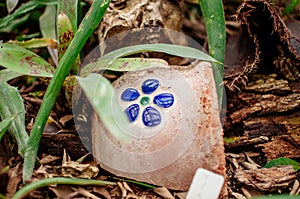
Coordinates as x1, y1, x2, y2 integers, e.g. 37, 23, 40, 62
23, 0, 111, 182
101, 43, 221, 64
99, 43, 223, 109
80, 58, 169, 77
0, 115, 15, 141
199, 0, 226, 109
11, 177, 116, 199
254, 195, 300, 199
0, 13, 30, 33
112, 177, 157, 189
0, 0, 57, 29
0, 82, 28, 156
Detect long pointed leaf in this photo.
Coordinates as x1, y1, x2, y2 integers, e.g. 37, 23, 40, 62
11, 177, 115, 199
57, 12, 80, 74
0, 0, 57, 29
0, 82, 28, 156
23, 0, 111, 182
0, 43, 55, 77
0, 69, 22, 82
101, 43, 221, 64
0, 116, 14, 141
7, 38, 57, 49
39, 5, 58, 66
76, 73, 130, 140
199, 0, 226, 109
97, 43, 223, 108
57, 0, 78, 32
80, 58, 169, 77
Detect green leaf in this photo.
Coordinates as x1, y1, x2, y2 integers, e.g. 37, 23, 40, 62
199, 0, 226, 109
0, 82, 28, 156
199, 0, 225, 64
80, 58, 169, 77
0, 13, 30, 33
23, 0, 111, 182
283, 0, 299, 15
112, 177, 157, 189
57, 12, 74, 60
57, 0, 78, 32
11, 177, 115, 199
101, 43, 221, 64
0, 115, 14, 141
253, 195, 300, 199
0, 43, 55, 77
264, 157, 300, 171
83, 43, 223, 109
76, 73, 130, 141
6, 0, 18, 13
57, 12, 80, 74
0, 69, 22, 82
39, 5, 58, 66
98, 43, 223, 109
7, 38, 57, 49
0, 0, 57, 29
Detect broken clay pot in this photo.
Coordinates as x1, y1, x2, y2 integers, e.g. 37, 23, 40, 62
91, 61, 226, 193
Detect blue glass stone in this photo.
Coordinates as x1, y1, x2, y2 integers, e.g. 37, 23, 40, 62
125, 104, 140, 122
142, 79, 159, 94
142, 106, 161, 127
121, 88, 140, 101
153, 93, 174, 108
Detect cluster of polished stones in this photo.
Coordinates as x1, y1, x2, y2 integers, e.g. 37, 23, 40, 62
121, 79, 174, 127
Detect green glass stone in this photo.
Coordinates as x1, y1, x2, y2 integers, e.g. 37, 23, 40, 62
140, 96, 150, 106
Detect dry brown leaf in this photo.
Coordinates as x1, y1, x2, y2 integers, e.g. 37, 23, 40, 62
122, 182, 134, 194
110, 185, 122, 198
93, 186, 112, 199
117, 182, 127, 198
49, 185, 74, 199
59, 115, 73, 126
290, 180, 300, 195
76, 153, 90, 163
61, 161, 99, 179
77, 187, 99, 199
34, 165, 52, 179
6, 163, 22, 197
174, 192, 187, 199
61, 150, 98, 179
228, 187, 246, 199
39, 154, 61, 165
153, 187, 174, 199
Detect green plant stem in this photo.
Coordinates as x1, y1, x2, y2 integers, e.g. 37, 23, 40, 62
11, 177, 116, 199
23, 0, 111, 182
198, 0, 226, 109
112, 177, 157, 189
